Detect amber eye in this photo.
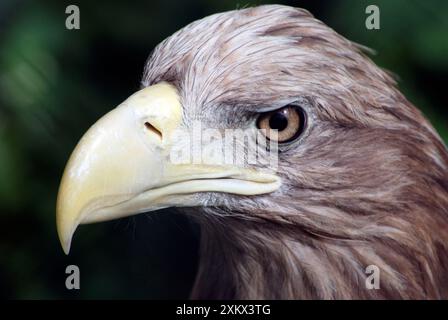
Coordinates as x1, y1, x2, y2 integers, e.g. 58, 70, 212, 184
256, 105, 305, 143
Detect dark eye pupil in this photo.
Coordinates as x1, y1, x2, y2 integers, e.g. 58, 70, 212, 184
269, 111, 288, 131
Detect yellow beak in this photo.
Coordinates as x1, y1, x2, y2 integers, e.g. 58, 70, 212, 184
56, 82, 280, 254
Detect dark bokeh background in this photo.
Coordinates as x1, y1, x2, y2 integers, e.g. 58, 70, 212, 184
0, 0, 446, 299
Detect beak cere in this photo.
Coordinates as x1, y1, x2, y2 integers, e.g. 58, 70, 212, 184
56, 82, 281, 255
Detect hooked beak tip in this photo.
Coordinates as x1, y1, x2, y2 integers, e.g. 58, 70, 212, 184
57, 214, 79, 255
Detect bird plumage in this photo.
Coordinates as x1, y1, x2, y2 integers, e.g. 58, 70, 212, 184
142, 5, 448, 299
56, 4, 448, 300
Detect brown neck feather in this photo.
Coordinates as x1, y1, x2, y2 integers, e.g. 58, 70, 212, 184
190, 214, 448, 299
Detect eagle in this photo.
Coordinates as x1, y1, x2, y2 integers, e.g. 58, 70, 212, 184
56, 5, 448, 299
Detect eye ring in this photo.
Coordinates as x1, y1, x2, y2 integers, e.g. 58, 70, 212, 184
256, 105, 306, 143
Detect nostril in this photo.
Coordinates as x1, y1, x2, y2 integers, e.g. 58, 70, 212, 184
144, 121, 162, 139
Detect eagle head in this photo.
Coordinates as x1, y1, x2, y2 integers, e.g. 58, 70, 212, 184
56, 5, 448, 299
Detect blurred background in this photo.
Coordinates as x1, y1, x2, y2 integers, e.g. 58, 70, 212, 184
0, 0, 446, 299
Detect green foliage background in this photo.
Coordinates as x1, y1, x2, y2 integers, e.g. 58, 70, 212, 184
0, 0, 447, 299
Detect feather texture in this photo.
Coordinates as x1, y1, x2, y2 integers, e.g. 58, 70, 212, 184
143, 5, 448, 299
